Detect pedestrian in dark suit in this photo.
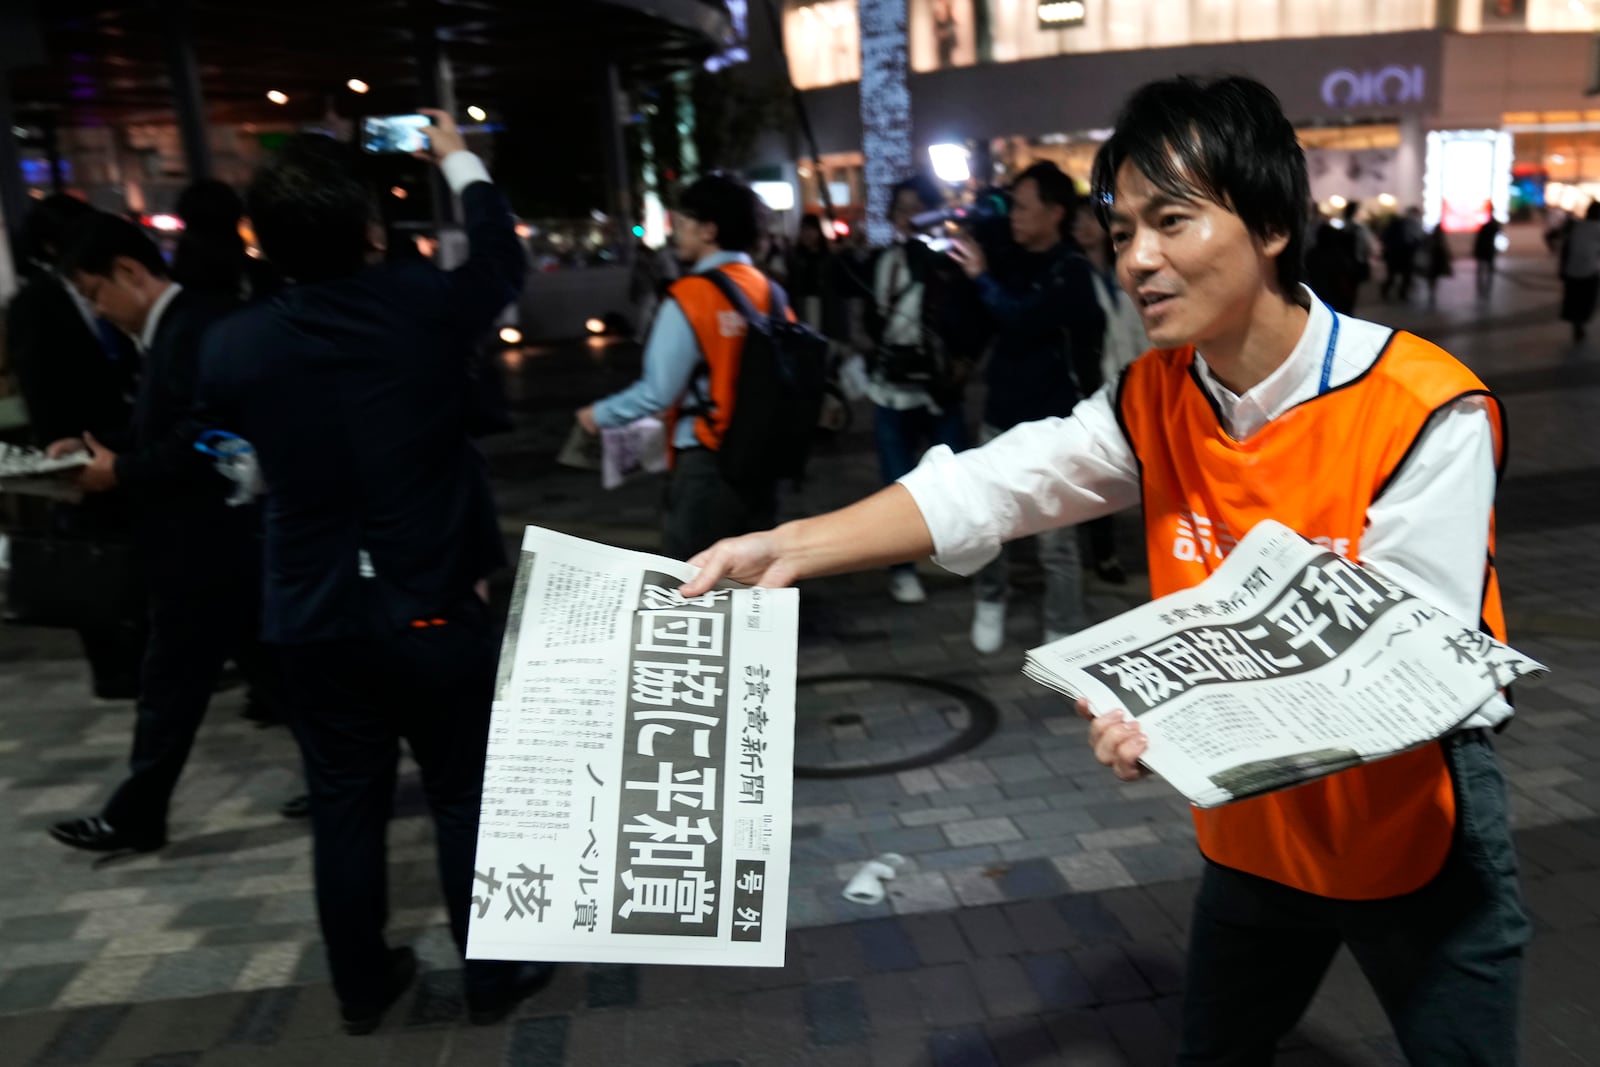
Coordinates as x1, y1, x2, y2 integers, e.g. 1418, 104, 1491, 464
195, 111, 549, 1034
44, 214, 270, 854
5, 195, 143, 698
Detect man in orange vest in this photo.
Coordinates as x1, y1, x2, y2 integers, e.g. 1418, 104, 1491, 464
578, 175, 780, 560
681, 76, 1526, 1063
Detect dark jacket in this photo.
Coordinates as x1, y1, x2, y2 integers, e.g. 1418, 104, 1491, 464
975, 241, 1105, 430
108, 286, 251, 589
173, 234, 284, 303
857, 239, 988, 398
197, 180, 527, 644
5, 272, 136, 447
784, 245, 848, 340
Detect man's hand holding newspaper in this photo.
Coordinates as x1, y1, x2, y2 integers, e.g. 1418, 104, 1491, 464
0, 442, 93, 501
1030, 520, 1546, 808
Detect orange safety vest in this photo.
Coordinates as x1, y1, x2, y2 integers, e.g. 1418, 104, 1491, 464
1117, 328, 1506, 900
664, 263, 774, 460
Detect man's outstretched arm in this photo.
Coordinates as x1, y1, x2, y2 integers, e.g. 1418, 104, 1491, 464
680, 484, 933, 596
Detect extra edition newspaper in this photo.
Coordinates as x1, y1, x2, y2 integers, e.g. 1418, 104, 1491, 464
468, 526, 798, 968
0, 443, 89, 502
1025, 520, 1546, 808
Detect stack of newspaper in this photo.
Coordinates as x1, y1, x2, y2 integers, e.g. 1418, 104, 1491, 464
0, 443, 88, 501
1025, 520, 1546, 808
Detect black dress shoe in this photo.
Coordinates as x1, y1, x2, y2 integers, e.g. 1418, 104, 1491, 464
279, 794, 311, 819
341, 946, 418, 1036
48, 816, 165, 854
466, 962, 557, 1026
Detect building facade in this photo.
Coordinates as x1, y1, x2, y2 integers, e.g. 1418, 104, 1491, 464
768, 0, 1600, 231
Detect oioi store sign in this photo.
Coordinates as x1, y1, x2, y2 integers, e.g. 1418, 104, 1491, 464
1321, 65, 1426, 109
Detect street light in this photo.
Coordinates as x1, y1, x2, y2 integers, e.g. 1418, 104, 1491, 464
467, 105, 487, 122
928, 143, 972, 184
346, 78, 370, 94
266, 89, 288, 105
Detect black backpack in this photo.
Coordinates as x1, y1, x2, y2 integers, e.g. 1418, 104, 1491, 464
691, 270, 829, 489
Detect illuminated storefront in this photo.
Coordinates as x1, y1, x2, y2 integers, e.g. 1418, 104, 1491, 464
771, 2, 1600, 231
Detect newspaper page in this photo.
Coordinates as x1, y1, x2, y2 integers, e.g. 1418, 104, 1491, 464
0, 443, 89, 479
555, 418, 668, 491
0, 443, 88, 501
600, 417, 668, 490
468, 525, 798, 968
1025, 520, 1546, 808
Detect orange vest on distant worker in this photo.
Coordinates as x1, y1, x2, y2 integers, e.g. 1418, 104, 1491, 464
1117, 328, 1506, 900
664, 263, 774, 459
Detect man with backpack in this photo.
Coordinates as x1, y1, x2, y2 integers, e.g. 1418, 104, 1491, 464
578, 174, 824, 559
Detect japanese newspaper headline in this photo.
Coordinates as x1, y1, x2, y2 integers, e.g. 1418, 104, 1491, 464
468, 527, 798, 967
1025, 520, 1546, 808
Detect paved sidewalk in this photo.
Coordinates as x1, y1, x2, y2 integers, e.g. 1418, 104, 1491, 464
1, 247, 1598, 1064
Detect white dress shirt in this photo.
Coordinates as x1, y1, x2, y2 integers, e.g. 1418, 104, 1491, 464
901, 291, 1510, 729
138, 282, 185, 352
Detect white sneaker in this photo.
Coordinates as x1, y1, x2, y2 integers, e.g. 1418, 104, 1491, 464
971, 600, 1007, 654
889, 571, 927, 604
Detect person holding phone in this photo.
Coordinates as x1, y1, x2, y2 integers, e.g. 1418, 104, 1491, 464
194, 109, 549, 1034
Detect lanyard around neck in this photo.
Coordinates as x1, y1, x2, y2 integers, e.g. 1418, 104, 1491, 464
1317, 301, 1340, 396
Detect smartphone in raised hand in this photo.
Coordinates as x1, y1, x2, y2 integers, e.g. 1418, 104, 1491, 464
359, 114, 431, 155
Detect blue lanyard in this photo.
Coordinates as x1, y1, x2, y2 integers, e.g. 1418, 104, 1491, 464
1317, 302, 1340, 396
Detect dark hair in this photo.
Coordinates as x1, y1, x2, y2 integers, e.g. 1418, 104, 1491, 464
1586, 202, 1600, 222
1015, 160, 1079, 240
172, 178, 249, 294
248, 134, 376, 282
1342, 199, 1360, 222
676, 174, 764, 254
177, 179, 244, 237
1091, 75, 1309, 295
58, 212, 169, 280
888, 175, 943, 219
16, 194, 96, 274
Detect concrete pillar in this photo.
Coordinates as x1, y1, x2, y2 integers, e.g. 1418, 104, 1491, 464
600, 63, 630, 227
1397, 112, 1425, 213
156, 0, 213, 181
0, 70, 28, 258
859, 0, 914, 247
413, 11, 458, 240
673, 69, 699, 184
43, 119, 63, 193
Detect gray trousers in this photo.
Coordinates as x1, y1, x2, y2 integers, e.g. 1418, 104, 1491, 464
971, 424, 1088, 635
1178, 731, 1530, 1065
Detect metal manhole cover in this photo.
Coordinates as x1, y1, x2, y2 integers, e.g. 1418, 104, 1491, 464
792, 673, 999, 779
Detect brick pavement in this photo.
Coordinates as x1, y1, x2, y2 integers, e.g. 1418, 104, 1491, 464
0, 247, 1598, 1064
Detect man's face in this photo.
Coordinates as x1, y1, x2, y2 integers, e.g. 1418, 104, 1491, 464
1070, 206, 1103, 255
1009, 178, 1063, 252
72, 258, 151, 336
1106, 161, 1287, 351
890, 189, 925, 237
672, 211, 714, 263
